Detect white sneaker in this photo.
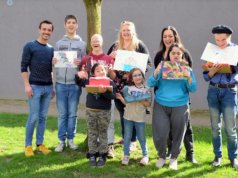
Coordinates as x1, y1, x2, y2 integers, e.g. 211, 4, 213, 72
231, 158, 238, 169
169, 158, 178, 170
140, 156, 149, 165
121, 155, 130, 165
130, 141, 137, 151
55, 142, 65, 152
67, 139, 78, 150
156, 158, 166, 168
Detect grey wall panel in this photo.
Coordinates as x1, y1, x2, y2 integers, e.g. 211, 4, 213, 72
1, 0, 238, 109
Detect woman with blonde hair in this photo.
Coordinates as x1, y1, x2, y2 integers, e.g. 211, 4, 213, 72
107, 20, 151, 152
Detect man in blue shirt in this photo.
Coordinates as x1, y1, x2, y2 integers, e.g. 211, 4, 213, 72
21, 20, 54, 156
203, 25, 238, 168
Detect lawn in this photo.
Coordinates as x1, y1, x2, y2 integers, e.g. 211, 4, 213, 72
0, 113, 237, 178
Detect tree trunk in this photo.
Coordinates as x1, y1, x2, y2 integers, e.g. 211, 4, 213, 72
83, 0, 102, 52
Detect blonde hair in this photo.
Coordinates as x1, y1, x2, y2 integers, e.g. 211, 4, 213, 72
117, 21, 140, 51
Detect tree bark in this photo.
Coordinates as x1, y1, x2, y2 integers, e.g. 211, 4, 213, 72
83, 0, 102, 52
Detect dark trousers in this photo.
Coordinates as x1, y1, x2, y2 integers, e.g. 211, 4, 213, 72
114, 99, 136, 142
167, 119, 194, 156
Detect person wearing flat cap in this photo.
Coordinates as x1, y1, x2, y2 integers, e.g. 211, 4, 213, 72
203, 25, 238, 168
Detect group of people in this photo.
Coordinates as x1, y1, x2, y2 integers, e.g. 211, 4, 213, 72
21, 14, 238, 170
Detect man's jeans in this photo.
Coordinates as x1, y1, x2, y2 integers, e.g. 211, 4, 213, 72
56, 83, 81, 142
25, 85, 53, 146
207, 85, 238, 160
123, 119, 148, 156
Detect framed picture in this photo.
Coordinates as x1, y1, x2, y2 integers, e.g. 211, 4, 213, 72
54, 51, 77, 68
202, 62, 232, 73
86, 77, 113, 93
162, 61, 190, 80
201, 42, 238, 66
113, 50, 149, 73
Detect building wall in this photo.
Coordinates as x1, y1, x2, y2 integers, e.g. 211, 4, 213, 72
1, 0, 238, 109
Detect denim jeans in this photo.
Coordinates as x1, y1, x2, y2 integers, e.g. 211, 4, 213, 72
25, 84, 53, 146
56, 83, 81, 142
123, 119, 148, 156
115, 99, 136, 142
207, 85, 238, 160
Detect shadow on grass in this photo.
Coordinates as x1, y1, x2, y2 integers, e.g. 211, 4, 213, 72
1, 113, 236, 177
0, 151, 223, 178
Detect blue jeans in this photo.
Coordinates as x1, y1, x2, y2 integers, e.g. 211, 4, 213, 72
56, 83, 81, 142
207, 85, 238, 160
25, 85, 53, 146
115, 99, 136, 141
123, 119, 148, 156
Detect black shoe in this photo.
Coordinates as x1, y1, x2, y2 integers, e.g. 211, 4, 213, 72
186, 154, 198, 164
212, 157, 222, 167
89, 155, 97, 167
97, 155, 106, 167
146, 108, 150, 114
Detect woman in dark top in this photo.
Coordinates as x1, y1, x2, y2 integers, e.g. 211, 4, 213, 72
107, 21, 151, 150
154, 26, 197, 164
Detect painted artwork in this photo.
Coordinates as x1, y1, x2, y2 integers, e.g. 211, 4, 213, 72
202, 62, 232, 73
162, 61, 190, 80
201, 42, 238, 66
86, 77, 112, 93
113, 50, 149, 73
54, 51, 77, 68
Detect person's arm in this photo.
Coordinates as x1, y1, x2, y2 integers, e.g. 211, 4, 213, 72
147, 65, 162, 88
140, 100, 151, 107
203, 64, 222, 81
101, 81, 116, 100
186, 70, 197, 93
116, 93, 126, 105
21, 72, 32, 97
21, 43, 33, 97
75, 71, 88, 87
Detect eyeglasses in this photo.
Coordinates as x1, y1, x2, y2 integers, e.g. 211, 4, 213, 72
132, 73, 142, 78
171, 51, 182, 55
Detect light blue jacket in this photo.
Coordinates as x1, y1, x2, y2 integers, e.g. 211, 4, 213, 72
147, 69, 197, 107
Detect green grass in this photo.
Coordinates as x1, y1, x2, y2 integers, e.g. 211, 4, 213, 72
0, 113, 237, 178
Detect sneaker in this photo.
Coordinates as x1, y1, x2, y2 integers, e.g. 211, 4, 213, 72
55, 142, 65, 152
107, 144, 115, 158
146, 108, 150, 114
97, 155, 106, 167
212, 157, 222, 167
36, 144, 51, 155
230, 158, 238, 169
140, 156, 149, 165
121, 155, 130, 165
166, 151, 171, 160
67, 139, 78, 150
89, 155, 97, 167
25, 146, 34, 157
186, 154, 198, 164
130, 141, 137, 151
156, 158, 166, 168
169, 158, 178, 170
